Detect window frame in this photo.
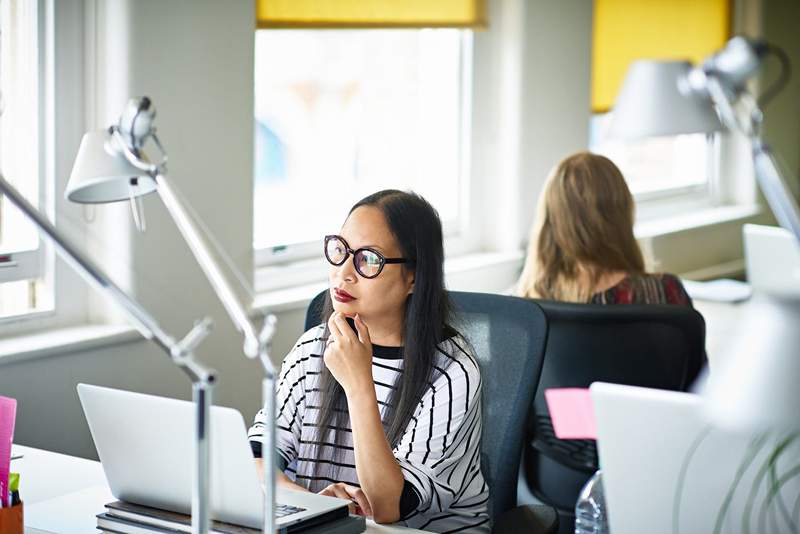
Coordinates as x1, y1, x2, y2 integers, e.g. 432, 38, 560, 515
0, 0, 90, 332
253, 29, 478, 291
589, 109, 726, 221
632, 132, 729, 223
0, 0, 48, 310
0, 249, 44, 284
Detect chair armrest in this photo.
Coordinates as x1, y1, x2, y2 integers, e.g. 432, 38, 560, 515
492, 504, 559, 534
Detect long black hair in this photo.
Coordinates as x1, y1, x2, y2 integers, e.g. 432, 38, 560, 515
314, 190, 457, 469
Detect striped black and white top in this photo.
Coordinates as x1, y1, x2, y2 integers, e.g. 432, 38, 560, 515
248, 324, 490, 533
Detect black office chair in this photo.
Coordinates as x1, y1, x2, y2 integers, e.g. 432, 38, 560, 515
304, 290, 559, 533
522, 300, 707, 534
304, 290, 327, 331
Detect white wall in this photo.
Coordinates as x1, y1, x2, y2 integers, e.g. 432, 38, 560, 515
471, 0, 592, 253
517, 0, 593, 245
761, 0, 800, 199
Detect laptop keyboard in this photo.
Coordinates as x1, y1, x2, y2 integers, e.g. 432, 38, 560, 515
532, 415, 599, 470
276, 503, 306, 518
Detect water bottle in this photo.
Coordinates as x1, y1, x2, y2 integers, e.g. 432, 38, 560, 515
574, 469, 608, 534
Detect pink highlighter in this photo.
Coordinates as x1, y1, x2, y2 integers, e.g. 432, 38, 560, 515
0, 396, 17, 508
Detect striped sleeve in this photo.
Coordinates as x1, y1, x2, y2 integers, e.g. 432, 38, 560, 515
248, 328, 321, 465
392, 340, 483, 520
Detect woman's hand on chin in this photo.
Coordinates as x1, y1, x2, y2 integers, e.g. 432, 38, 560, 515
323, 312, 374, 397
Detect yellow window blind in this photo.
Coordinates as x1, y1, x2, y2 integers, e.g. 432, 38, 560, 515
592, 0, 731, 113
256, 0, 487, 29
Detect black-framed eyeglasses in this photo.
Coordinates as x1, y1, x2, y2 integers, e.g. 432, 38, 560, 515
324, 235, 408, 279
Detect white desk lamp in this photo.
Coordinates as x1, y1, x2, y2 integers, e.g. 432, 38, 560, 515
64, 97, 280, 533
0, 172, 216, 532
610, 36, 800, 432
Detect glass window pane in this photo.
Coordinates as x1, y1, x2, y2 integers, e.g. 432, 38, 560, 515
589, 113, 711, 197
0, 0, 41, 255
0, 277, 49, 319
254, 29, 466, 250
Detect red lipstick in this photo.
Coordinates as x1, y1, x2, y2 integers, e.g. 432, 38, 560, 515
333, 288, 356, 303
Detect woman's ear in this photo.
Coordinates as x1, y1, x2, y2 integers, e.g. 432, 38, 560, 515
406, 276, 415, 296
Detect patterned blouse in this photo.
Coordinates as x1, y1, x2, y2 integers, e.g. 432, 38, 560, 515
589, 273, 692, 306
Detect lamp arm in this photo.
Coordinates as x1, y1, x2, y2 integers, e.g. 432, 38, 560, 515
110, 128, 275, 367
0, 172, 216, 534
752, 143, 800, 241
703, 74, 800, 243
112, 125, 280, 532
153, 171, 263, 354
149, 164, 280, 534
153, 165, 280, 534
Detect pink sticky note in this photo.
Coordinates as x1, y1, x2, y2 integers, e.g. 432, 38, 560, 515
0, 396, 17, 507
544, 388, 597, 440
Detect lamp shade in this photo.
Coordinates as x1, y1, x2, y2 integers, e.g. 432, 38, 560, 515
65, 130, 157, 203
608, 60, 723, 140
703, 295, 800, 432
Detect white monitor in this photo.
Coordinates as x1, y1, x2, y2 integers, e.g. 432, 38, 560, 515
591, 382, 800, 534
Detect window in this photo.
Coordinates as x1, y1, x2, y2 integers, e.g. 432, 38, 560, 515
253, 29, 472, 268
589, 113, 717, 201
0, 0, 53, 320
590, 0, 728, 210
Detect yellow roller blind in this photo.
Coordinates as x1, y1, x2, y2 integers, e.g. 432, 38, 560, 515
256, 0, 487, 29
593, 0, 731, 113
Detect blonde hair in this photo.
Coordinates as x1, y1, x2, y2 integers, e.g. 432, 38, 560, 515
516, 151, 644, 302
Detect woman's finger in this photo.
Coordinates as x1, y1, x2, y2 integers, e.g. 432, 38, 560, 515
331, 484, 352, 502
332, 313, 358, 344
348, 486, 373, 517
318, 485, 356, 514
353, 314, 371, 347
327, 312, 343, 341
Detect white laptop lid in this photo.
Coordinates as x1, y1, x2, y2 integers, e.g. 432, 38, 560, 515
744, 223, 800, 297
591, 382, 800, 534
77, 384, 347, 529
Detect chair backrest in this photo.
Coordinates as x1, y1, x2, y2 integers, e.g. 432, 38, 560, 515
303, 290, 549, 522
304, 290, 327, 332
524, 300, 706, 515
449, 291, 548, 521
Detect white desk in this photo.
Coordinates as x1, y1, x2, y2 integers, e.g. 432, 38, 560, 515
693, 298, 751, 366
12, 445, 424, 534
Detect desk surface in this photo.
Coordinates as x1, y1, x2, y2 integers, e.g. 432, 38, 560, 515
13, 445, 424, 534
692, 298, 750, 367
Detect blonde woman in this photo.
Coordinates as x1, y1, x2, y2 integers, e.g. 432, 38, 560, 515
517, 151, 692, 306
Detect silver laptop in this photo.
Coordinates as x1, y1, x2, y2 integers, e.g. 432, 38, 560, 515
591, 382, 800, 534
77, 383, 348, 529
744, 223, 800, 297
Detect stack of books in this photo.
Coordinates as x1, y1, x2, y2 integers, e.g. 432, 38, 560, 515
96, 501, 366, 534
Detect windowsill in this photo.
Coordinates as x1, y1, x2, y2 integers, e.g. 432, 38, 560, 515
251, 249, 525, 314
251, 205, 762, 313
634, 204, 762, 239
0, 324, 141, 365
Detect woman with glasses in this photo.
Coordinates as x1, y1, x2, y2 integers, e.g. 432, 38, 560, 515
248, 190, 489, 532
